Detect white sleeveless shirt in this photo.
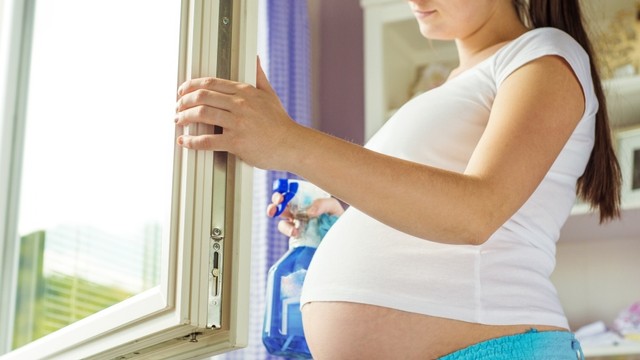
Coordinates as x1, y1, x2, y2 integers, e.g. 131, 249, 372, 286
300, 28, 597, 328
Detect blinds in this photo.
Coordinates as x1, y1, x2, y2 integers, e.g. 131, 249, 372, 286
13, 226, 161, 349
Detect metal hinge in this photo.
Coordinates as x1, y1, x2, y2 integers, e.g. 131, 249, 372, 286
208, 227, 224, 328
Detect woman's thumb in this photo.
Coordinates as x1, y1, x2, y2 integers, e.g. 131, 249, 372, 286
306, 198, 345, 218
256, 56, 275, 93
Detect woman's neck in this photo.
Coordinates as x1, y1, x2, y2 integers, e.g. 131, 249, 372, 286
454, 5, 528, 71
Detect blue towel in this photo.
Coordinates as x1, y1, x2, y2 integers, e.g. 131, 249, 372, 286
317, 213, 339, 239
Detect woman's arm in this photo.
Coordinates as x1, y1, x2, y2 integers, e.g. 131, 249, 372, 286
176, 55, 585, 245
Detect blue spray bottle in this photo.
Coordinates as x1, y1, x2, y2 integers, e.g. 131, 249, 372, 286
262, 179, 336, 359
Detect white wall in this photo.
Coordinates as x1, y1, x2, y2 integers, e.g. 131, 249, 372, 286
552, 237, 640, 330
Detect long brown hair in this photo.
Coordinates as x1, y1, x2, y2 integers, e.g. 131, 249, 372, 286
514, 0, 622, 223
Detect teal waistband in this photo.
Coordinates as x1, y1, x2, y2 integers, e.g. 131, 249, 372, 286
439, 329, 584, 360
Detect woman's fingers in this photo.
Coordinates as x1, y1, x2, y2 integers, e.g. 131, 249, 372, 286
266, 186, 341, 238
176, 88, 235, 113
266, 203, 278, 218
306, 198, 345, 217
174, 81, 248, 150
274, 198, 341, 238
266, 192, 293, 218
175, 76, 253, 131
266, 194, 343, 219
174, 60, 299, 170
175, 105, 234, 128
177, 134, 228, 151
271, 192, 284, 205
177, 77, 241, 97
267, 192, 297, 236
278, 219, 298, 237
266, 193, 284, 217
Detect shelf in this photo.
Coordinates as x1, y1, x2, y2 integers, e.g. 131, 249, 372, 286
584, 342, 640, 358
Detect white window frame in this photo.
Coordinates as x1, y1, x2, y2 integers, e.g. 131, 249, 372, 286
0, 0, 256, 358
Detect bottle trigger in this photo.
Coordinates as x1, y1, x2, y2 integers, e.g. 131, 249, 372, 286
272, 179, 299, 216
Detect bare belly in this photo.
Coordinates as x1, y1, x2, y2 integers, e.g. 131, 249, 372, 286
302, 301, 567, 360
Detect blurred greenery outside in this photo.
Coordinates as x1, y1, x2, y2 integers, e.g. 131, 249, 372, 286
12, 228, 160, 349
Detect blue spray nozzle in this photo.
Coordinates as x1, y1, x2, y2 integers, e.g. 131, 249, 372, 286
272, 179, 299, 217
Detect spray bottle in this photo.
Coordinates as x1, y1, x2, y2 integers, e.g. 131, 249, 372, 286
262, 179, 336, 359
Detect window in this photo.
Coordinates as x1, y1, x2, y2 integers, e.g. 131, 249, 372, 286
0, 0, 257, 358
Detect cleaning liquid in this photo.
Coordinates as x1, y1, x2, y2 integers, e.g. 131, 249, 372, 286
262, 179, 335, 359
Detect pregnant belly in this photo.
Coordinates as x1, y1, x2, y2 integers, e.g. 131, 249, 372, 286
301, 301, 567, 359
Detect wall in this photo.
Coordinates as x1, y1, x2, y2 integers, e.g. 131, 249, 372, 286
310, 0, 365, 144
552, 237, 640, 330
553, 208, 640, 330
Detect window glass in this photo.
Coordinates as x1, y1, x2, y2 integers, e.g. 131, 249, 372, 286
11, 0, 180, 350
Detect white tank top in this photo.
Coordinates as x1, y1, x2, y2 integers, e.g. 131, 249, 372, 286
300, 28, 597, 328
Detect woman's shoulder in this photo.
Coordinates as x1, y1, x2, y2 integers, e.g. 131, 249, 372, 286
520, 27, 575, 40
502, 27, 585, 55
492, 27, 591, 86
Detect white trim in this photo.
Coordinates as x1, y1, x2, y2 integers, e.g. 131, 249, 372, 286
0, 0, 36, 354
228, 0, 258, 345
617, 127, 640, 209
3, 288, 172, 359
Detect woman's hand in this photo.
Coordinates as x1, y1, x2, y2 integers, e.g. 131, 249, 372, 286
267, 193, 345, 238
175, 59, 302, 171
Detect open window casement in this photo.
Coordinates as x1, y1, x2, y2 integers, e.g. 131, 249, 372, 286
0, 0, 256, 359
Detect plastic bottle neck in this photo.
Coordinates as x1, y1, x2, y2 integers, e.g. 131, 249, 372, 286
289, 236, 320, 249
288, 217, 321, 248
